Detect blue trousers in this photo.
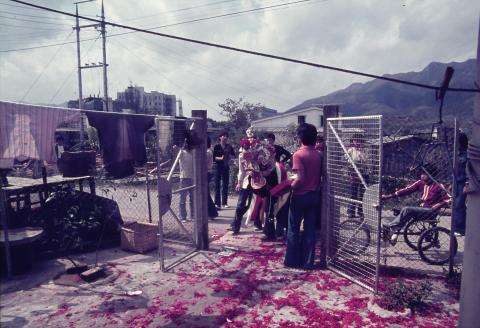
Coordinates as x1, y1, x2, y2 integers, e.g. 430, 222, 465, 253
284, 191, 319, 270
384, 206, 434, 231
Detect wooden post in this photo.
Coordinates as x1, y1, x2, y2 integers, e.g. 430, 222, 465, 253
320, 105, 339, 268
192, 110, 208, 251
0, 184, 12, 278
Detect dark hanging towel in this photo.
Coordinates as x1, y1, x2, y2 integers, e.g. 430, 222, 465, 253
86, 112, 155, 179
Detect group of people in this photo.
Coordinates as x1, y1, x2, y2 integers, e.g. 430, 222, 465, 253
205, 124, 323, 270
178, 124, 468, 271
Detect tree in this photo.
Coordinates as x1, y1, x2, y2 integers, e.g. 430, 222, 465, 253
218, 97, 264, 130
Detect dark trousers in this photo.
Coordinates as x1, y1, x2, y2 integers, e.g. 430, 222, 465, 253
214, 164, 230, 206
284, 191, 319, 269
275, 197, 290, 238
347, 177, 366, 218
207, 173, 218, 218
454, 181, 466, 234
231, 186, 253, 233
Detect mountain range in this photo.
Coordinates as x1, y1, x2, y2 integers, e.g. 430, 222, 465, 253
288, 59, 476, 120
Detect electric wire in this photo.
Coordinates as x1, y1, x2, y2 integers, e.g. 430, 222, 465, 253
20, 29, 75, 102
120, 0, 317, 30
0, 22, 70, 31
49, 33, 101, 104
9, 0, 478, 94
133, 33, 292, 106
0, 1, 97, 17
5, 0, 479, 95
0, 14, 73, 25
113, 0, 317, 31
0, 9, 72, 20
120, 0, 238, 23
1, 0, 318, 53
108, 38, 220, 114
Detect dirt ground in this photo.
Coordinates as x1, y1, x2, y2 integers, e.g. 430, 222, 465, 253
0, 206, 460, 328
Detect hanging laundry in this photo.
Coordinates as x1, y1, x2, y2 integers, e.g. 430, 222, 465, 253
0, 101, 80, 162
86, 111, 154, 179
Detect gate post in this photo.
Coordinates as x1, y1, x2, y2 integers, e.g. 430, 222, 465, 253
320, 105, 339, 268
192, 110, 209, 251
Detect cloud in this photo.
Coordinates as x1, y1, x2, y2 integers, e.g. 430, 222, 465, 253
0, 0, 478, 120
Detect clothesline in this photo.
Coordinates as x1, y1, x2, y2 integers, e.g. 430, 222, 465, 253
0, 101, 195, 179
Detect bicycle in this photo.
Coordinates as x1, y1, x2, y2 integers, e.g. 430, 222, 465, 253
417, 226, 458, 265
339, 210, 439, 253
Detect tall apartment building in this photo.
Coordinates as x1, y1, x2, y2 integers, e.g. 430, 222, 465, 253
114, 86, 176, 116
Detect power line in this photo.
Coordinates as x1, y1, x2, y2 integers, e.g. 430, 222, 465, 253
123, 0, 317, 31
131, 33, 292, 106
0, 1, 43, 10
20, 30, 75, 102
0, 1, 97, 16
8, 0, 480, 93
0, 9, 71, 20
121, 0, 238, 23
109, 38, 220, 114
1, 0, 318, 53
49, 34, 101, 104
0, 22, 69, 31
0, 14, 73, 25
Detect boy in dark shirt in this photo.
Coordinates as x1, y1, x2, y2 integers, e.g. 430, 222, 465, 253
213, 131, 235, 208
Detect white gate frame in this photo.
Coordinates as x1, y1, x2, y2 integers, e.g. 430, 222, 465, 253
325, 115, 383, 293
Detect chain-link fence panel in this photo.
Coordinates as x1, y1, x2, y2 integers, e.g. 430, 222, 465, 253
380, 116, 463, 275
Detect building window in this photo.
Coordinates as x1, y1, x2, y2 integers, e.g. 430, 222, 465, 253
298, 115, 306, 124
319, 114, 324, 127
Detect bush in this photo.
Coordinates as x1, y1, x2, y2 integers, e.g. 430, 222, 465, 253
378, 280, 432, 313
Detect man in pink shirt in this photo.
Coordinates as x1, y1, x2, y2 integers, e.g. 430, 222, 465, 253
284, 123, 322, 270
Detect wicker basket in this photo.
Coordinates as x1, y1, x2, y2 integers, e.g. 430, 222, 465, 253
120, 222, 158, 253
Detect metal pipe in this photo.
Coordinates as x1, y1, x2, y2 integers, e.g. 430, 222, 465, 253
374, 115, 383, 294
155, 118, 165, 272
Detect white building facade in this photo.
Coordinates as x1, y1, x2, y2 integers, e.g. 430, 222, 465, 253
250, 106, 326, 132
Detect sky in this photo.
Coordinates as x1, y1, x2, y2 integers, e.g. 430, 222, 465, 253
0, 0, 478, 120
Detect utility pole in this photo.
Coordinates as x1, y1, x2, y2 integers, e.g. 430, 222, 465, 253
101, 0, 109, 111
459, 18, 480, 328
75, 2, 85, 143
74, 0, 109, 118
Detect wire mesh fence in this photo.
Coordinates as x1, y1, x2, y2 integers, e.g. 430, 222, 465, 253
326, 113, 464, 293
1, 103, 204, 273
326, 116, 382, 292
381, 116, 464, 273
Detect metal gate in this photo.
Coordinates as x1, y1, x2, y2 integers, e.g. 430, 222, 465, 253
326, 115, 383, 292
155, 115, 208, 272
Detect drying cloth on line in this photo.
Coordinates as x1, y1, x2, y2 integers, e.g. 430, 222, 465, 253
0, 101, 80, 163
86, 111, 154, 179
